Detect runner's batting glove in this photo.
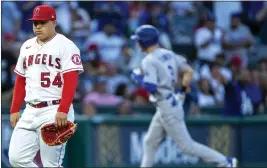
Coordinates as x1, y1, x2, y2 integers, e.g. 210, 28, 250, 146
131, 68, 144, 85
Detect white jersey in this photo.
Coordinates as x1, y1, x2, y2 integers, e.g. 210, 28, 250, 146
141, 48, 189, 102
14, 33, 84, 103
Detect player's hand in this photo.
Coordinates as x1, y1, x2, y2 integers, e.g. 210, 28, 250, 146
181, 86, 191, 93
55, 112, 68, 129
131, 68, 143, 79
131, 68, 144, 85
10, 112, 20, 128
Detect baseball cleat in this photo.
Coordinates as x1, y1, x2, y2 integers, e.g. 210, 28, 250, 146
226, 157, 238, 167
217, 157, 238, 168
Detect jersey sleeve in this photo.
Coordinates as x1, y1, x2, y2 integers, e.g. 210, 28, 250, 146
14, 46, 26, 77
175, 54, 191, 72
141, 59, 157, 85
61, 42, 84, 74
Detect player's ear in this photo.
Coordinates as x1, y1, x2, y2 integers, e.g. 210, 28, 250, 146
52, 20, 57, 27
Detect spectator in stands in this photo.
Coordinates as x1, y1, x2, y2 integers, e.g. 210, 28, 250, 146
79, 63, 95, 97
242, 1, 265, 35
169, 2, 200, 45
132, 87, 150, 105
249, 67, 266, 112
199, 55, 233, 105
16, 1, 41, 40
170, 2, 195, 16
197, 78, 219, 108
115, 83, 131, 100
73, 80, 83, 103
249, 67, 260, 85
70, 2, 91, 49
248, 66, 266, 111
46, 2, 90, 43
223, 12, 254, 67
2, 40, 17, 105
84, 43, 102, 66
139, 2, 169, 33
194, 13, 224, 66
213, 1, 242, 30
104, 63, 132, 94
128, 2, 147, 35
259, 74, 267, 107
205, 63, 225, 104
84, 23, 125, 64
228, 56, 243, 80
93, 1, 129, 35
82, 77, 122, 117
152, 2, 173, 50
259, 58, 267, 72
2, 2, 21, 39
199, 54, 232, 81
258, 58, 267, 107
45, 2, 77, 36
115, 44, 135, 75
193, 2, 210, 32
2, 33, 21, 55
114, 43, 143, 77
138, 2, 172, 49
79, 43, 107, 94
256, 2, 267, 56
223, 68, 264, 116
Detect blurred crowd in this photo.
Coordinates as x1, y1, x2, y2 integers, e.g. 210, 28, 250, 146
2, 1, 267, 117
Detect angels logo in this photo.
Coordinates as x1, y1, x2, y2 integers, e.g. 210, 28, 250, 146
34, 7, 40, 16
71, 54, 82, 65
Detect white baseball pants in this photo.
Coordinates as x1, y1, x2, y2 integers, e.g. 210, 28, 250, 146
9, 104, 74, 167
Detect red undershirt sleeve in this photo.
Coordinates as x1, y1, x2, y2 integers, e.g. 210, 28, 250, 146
57, 71, 79, 113
10, 75, 26, 114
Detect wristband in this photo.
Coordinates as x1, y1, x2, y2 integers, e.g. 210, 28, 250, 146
181, 86, 187, 92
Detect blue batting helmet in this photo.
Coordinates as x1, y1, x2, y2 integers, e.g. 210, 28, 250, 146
131, 25, 159, 49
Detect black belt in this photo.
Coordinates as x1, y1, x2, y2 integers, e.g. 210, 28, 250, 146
27, 100, 61, 108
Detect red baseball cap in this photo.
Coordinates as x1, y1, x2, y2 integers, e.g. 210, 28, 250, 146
28, 5, 56, 21
231, 56, 243, 68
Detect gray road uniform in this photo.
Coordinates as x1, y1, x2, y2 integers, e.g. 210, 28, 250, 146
140, 48, 227, 167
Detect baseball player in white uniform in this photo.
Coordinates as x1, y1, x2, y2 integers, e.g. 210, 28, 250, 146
9, 5, 83, 167
130, 25, 238, 168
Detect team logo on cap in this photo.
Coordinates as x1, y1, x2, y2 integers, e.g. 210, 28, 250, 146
34, 7, 40, 16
